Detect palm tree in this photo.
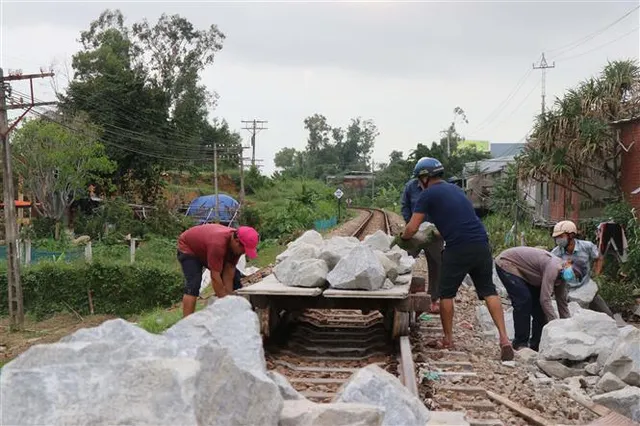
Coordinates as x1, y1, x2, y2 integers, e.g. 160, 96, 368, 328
518, 59, 640, 202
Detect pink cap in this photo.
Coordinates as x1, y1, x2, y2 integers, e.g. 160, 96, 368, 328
237, 226, 259, 259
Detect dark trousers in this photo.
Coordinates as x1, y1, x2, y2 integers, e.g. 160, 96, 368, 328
424, 239, 443, 301
495, 264, 547, 351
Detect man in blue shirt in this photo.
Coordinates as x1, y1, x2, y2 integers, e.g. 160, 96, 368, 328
400, 157, 514, 361
401, 178, 443, 314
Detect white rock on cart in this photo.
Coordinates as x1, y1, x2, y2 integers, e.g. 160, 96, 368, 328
1, 314, 283, 426
274, 257, 329, 288
333, 364, 430, 426
539, 309, 619, 362
602, 327, 640, 386
591, 386, 640, 422
396, 255, 416, 275
567, 279, 599, 307
327, 245, 386, 291
287, 229, 324, 248
363, 230, 393, 252
319, 236, 360, 269
385, 245, 407, 265
280, 399, 384, 426
393, 274, 412, 285
276, 242, 321, 264
375, 250, 399, 282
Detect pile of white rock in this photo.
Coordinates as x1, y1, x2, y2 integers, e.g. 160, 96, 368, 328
273, 230, 415, 291
0, 296, 430, 426
520, 306, 640, 421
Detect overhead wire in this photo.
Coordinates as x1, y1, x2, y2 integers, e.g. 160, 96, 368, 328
554, 26, 640, 62
8, 90, 243, 159
545, 4, 640, 58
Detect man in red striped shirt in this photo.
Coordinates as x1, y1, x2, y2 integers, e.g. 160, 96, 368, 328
177, 224, 259, 317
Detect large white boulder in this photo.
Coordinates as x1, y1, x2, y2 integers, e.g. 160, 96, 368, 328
0, 307, 283, 426
333, 364, 430, 426
274, 257, 329, 288
363, 230, 393, 252
567, 279, 599, 307
327, 245, 386, 291
602, 327, 640, 386
319, 236, 360, 269
164, 296, 267, 377
268, 371, 306, 401
276, 242, 321, 264
592, 386, 640, 422
539, 308, 619, 361
280, 399, 384, 426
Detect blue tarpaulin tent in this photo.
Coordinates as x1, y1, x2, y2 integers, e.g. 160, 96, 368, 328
185, 194, 239, 224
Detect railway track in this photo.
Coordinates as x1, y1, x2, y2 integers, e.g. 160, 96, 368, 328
264, 207, 419, 402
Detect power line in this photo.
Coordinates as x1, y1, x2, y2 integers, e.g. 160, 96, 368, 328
546, 4, 640, 58
555, 26, 640, 62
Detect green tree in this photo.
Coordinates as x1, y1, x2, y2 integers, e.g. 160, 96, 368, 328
12, 114, 116, 231
518, 60, 640, 202
62, 9, 234, 202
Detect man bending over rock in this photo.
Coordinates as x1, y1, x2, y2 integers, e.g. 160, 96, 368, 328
399, 157, 514, 361
177, 224, 259, 317
495, 246, 588, 351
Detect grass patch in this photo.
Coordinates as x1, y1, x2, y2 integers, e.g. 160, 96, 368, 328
248, 239, 286, 268
135, 308, 183, 334
482, 214, 552, 254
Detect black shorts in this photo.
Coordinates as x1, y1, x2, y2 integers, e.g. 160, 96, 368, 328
177, 251, 204, 297
438, 243, 497, 300
177, 251, 243, 297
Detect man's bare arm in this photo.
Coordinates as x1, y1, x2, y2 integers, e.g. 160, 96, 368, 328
222, 263, 236, 294
210, 270, 228, 298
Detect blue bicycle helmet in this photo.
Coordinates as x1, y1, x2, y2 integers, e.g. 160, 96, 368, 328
413, 157, 445, 178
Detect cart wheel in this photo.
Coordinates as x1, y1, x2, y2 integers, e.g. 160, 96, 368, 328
391, 310, 410, 340
258, 305, 280, 338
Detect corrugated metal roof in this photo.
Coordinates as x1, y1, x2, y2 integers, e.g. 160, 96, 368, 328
463, 155, 516, 176
490, 143, 525, 158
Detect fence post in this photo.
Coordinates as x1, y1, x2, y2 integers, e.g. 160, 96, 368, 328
24, 239, 31, 265
17, 239, 22, 264
130, 238, 136, 264
84, 241, 93, 263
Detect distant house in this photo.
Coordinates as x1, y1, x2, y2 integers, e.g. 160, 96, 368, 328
490, 143, 525, 159
521, 117, 640, 224
463, 156, 517, 211
326, 171, 373, 198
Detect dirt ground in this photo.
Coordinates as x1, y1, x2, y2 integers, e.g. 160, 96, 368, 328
0, 313, 115, 365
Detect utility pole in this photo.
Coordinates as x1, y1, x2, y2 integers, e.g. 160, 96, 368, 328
241, 119, 268, 167
213, 143, 219, 222
0, 68, 56, 329
371, 160, 375, 202
533, 53, 555, 115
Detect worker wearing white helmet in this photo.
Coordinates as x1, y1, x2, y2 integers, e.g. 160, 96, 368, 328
550, 220, 612, 316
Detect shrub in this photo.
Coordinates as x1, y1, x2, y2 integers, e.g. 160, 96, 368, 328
0, 260, 183, 320
482, 214, 552, 255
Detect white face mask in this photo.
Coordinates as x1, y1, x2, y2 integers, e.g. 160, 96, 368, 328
555, 237, 569, 248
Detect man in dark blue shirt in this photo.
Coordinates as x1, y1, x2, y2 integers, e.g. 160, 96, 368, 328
401, 178, 443, 314
400, 157, 514, 361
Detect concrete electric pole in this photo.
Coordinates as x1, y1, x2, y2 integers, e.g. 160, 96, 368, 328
533, 53, 555, 115
0, 68, 56, 329
241, 119, 268, 167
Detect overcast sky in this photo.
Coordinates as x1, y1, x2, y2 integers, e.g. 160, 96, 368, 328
1, 0, 639, 174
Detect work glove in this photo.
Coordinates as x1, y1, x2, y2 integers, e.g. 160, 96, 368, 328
391, 233, 412, 251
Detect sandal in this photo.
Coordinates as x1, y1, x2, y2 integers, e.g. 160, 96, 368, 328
426, 338, 455, 350
500, 343, 515, 361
